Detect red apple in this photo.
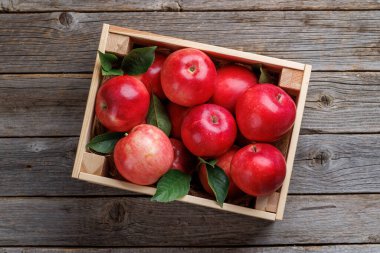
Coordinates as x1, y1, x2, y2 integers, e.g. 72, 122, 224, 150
231, 143, 286, 196
95, 75, 150, 132
181, 104, 237, 157
135, 52, 167, 99
170, 138, 196, 174
199, 146, 243, 199
236, 84, 296, 142
211, 65, 257, 113
161, 48, 216, 106
167, 102, 190, 139
114, 124, 174, 185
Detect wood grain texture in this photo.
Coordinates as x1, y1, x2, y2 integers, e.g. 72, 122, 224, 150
301, 72, 380, 134
1, 0, 379, 12
0, 74, 88, 137
0, 134, 378, 196
182, 0, 380, 11
0, 11, 379, 72
0, 137, 129, 196
290, 134, 380, 193
0, 195, 379, 246
1, 74, 379, 137
0, 0, 177, 12
1, 1, 379, 250
1, 245, 380, 253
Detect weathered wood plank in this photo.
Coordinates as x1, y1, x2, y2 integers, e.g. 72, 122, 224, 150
183, 0, 380, 11
0, 137, 131, 196
1, 73, 379, 137
0, 11, 379, 72
290, 134, 380, 194
1, 245, 379, 253
0, 0, 169, 12
0, 195, 379, 246
301, 72, 380, 134
0, 74, 88, 137
0, 134, 379, 196
1, 0, 379, 12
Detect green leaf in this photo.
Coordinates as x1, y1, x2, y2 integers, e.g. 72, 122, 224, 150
206, 164, 229, 207
151, 169, 191, 202
121, 46, 157, 75
198, 157, 217, 167
147, 94, 171, 136
259, 66, 276, 84
98, 51, 118, 71
102, 68, 124, 76
252, 64, 277, 84
86, 132, 125, 154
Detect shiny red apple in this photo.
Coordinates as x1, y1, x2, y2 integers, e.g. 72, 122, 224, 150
211, 65, 257, 113
199, 146, 243, 199
231, 143, 286, 196
167, 102, 190, 139
236, 84, 296, 142
170, 138, 196, 174
135, 52, 167, 99
113, 124, 174, 185
161, 48, 216, 106
95, 75, 150, 132
181, 104, 237, 157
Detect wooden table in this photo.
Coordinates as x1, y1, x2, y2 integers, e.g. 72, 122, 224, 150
0, 1, 379, 252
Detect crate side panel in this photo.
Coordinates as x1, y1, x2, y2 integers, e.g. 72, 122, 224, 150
72, 24, 110, 178
108, 25, 305, 70
276, 64, 312, 220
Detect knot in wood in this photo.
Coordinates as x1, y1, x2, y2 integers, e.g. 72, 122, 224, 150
319, 94, 334, 107
59, 12, 73, 27
108, 201, 126, 223
162, 0, 182, 11
312, 150, 331, 167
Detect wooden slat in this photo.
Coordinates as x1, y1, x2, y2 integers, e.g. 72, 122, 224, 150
276, 64, 311, 220
182, 0, 380, 11
301, 72, 380, 134
290, 134, 380, 194
0, 137, 129, 196
109, 25, 305, 70
0, 195, 379, 246
1, 245, 379, 252
78, 172, 276, 220
1, 72, 379, 137
0, 134, 379, 196
0, 11, 379, 72
0, 74, 89, 137
0, 0, 379, 12
72, 23, 109, 178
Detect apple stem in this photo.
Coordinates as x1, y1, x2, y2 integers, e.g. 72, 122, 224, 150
189, 65, 196, 73
211, 115, 219, 124
251, 145, 257, 153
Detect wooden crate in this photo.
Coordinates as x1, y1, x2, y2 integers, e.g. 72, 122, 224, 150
72, 24, 312, 221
